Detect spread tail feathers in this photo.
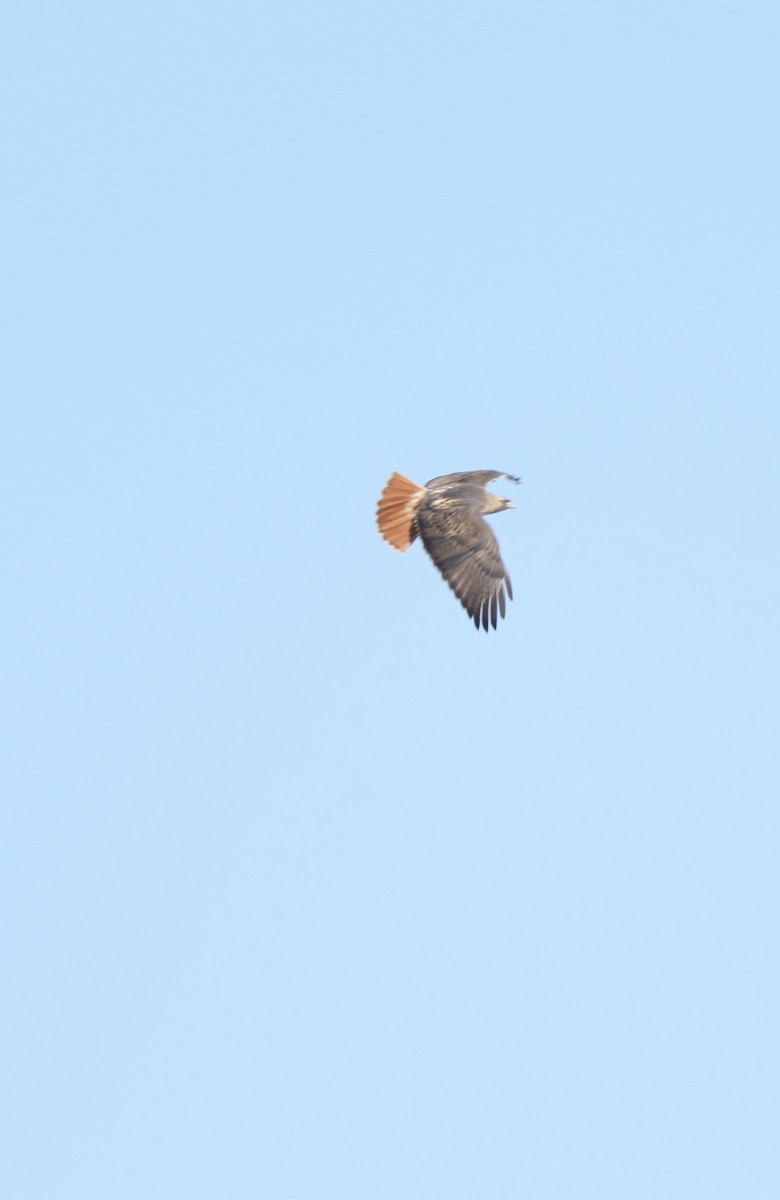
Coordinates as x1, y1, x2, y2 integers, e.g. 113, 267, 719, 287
376, 472, 425, 552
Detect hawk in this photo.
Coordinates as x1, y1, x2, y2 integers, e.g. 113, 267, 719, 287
376, 469, 520, 631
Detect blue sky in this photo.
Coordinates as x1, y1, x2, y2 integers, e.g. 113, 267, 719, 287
3, 2, 779, 1196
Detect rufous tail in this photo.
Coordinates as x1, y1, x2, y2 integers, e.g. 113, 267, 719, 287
376, 472, 425, 552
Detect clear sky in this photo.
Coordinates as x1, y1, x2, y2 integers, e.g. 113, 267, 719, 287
3, 2, 779, 1196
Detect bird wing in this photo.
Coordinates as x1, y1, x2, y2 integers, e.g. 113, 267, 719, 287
425, 470, 520, 491
415, 493, 513, 631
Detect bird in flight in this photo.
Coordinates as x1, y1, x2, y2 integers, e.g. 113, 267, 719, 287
376, 469, 520, 631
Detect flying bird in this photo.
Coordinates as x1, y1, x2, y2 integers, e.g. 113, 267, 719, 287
376, 469, 520, 631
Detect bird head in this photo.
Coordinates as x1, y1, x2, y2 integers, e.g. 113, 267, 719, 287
482, 492, 515, 515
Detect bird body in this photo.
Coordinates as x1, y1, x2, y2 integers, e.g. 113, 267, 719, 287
376, 469, 520, 630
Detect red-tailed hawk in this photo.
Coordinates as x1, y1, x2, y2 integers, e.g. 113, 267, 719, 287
376, 470, 520, 631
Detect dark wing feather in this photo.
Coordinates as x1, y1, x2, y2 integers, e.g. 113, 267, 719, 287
425, 470, 520, 491
415, 494, 512, 631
